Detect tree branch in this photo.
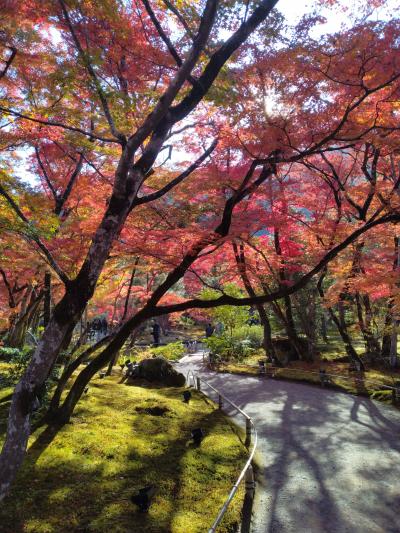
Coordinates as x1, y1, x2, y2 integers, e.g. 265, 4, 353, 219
132, 138, 217, 208
125, 0, 218, 154
56, 152, 84, 215
0, 106, 119, 143
0, 46, 17, 80
35, 147, 58, 204
153, 213, 400, 315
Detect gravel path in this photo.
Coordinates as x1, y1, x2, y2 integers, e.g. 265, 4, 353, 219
176, 354, 400, 533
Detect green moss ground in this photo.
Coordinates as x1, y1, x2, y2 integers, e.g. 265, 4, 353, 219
214, 339, 400, 404
0, 371, 247, 533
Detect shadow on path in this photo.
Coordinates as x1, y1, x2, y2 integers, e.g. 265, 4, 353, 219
177, 354, 400, 533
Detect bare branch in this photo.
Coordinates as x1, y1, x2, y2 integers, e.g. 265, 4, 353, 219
56, 152, 84, 215
125, 0, 218, 153
162, 0, 196, 41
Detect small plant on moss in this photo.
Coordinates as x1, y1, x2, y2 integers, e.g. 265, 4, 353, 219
4, 346, 33, 382
148, 341, 185, 361
0, 346, 26, 361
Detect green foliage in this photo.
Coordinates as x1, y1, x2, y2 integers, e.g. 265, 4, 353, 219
204, 322, 263, 362
231, 325, 264, 349
205, 335, 254, 361
3, 346, 61, 414
127, 342, 186, 363
148, 342, 185, 361
3, 346, 33, 382
178, 315, 195, 328
200, 283, 250, 335
0, 346, 26, 361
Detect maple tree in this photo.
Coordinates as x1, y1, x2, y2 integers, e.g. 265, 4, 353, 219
0, 0, 400, 501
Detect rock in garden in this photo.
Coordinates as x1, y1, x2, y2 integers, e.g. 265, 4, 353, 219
134, 357, 185, 386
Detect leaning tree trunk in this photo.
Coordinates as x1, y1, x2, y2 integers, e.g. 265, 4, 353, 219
43, 272, 51, 327
53, 314, 148, 424
47, 333, 113, 419
0, 163, 143, 501
328, 307, 365, 369
317, 281, 365, 370
106, 265, 139, 376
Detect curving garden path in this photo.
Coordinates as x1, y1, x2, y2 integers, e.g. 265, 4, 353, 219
176, 353, 400, 533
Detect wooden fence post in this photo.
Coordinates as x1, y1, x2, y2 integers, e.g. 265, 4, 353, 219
245, 418, 252, 447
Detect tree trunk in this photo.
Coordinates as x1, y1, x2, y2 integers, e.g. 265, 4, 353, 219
320, 312, 328, 343
381, 302, 392, 357
53, 317, 145, 424
334, 309, 362, 362
388, 237, 399, 367
43, 272, 51, 327
389, 320, 398, 368
317, 280, 364, 370
338, 300, 346, 330
355, 293, 380, 359
0, 163, 143, 501
6, 290, 43, 349
232, 243, 277, 362
106, 265, 139, 376
273, 229, 306, 360
328, 307, 364, 369
47, 333, 113, 418
0, 0, 281, 497
257, 305, 276, 362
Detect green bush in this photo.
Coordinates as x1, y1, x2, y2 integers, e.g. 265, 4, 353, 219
200, 283, 250, 335
3, 346, 61, 415
205, 334, 255, 361
3, 346, 33, 381
0, 346, 26, 361
148, 341, 185, 361
178, 315, 195, 328
231, 325, 264, 349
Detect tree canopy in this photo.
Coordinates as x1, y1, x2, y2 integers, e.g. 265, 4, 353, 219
0, 0, 399, 501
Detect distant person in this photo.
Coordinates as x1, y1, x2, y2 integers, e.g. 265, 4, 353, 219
152, 321, 161, 346
205, 323, 214, 338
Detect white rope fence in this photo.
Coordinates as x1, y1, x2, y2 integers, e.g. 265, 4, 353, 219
186, 370, 258, 533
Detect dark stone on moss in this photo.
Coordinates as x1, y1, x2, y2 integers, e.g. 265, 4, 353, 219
134, 357, 185, 387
